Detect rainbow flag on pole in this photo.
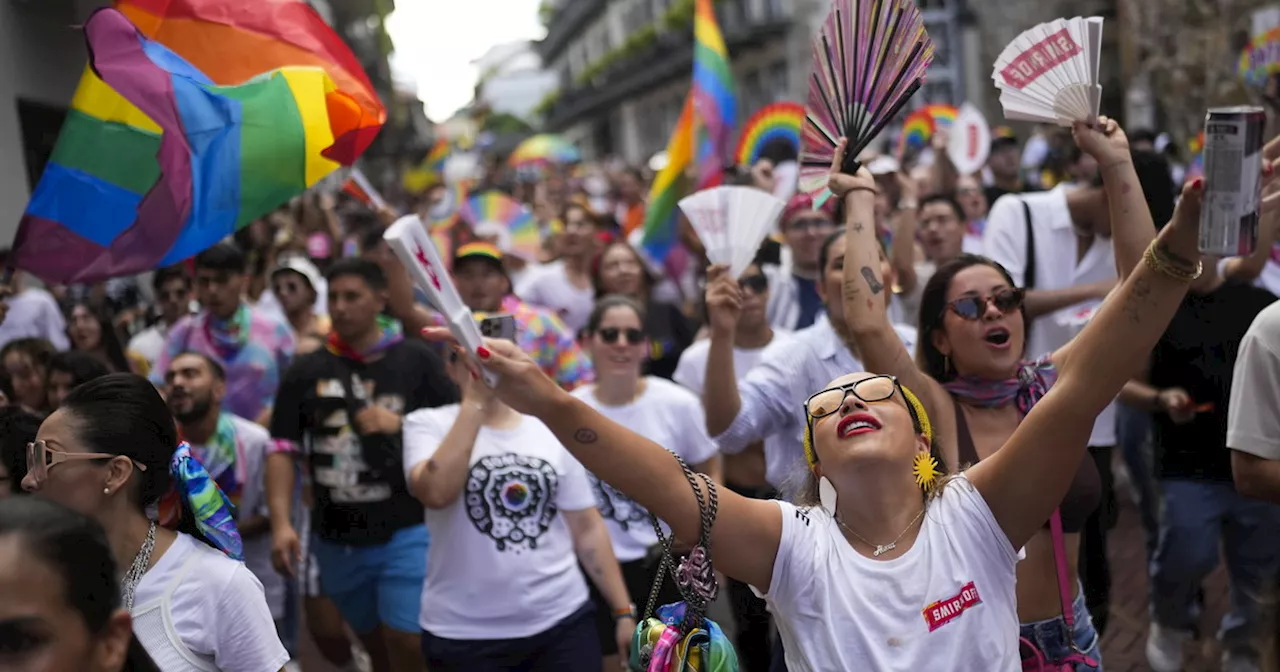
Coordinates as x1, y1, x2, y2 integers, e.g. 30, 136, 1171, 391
12, 2, 382, 284
639, 0, 736, 264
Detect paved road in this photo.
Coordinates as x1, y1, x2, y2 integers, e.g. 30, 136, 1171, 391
295, 491, 1251, 671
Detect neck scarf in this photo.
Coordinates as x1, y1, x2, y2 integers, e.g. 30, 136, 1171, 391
942, 356, 1058, 416
193, 414, 242, 508
326, 314, 404, 363
203, 303, 251, 360
159, 442, 244, 560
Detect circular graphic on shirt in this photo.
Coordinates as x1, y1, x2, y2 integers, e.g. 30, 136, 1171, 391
466, 453, 559, 552
589, 473, 649, 531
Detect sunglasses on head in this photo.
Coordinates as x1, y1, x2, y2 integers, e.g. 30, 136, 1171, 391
598, 327, 644, 345
739, 274, 768, 294
946, 288, 1024, 321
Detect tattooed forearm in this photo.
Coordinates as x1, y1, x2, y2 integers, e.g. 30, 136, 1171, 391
861, 267, 884, 294
574, 428, 599, 444
1123, 276, 1153, 323
852, 221, 866, 233
842, 277, 862, 300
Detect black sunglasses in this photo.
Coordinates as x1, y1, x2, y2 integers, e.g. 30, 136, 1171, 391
739, 274, 768, 294
946, 288, 1025, 321
598, 327, 644, 345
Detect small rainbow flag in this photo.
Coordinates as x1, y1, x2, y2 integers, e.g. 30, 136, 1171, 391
736, 102, 804, 165
897, 104, 958, 157
460, 191, 540, 262
640, 95, 695, 264
13, 7, 379, 284
691, 0, 737, 189
403, 137, 450, 194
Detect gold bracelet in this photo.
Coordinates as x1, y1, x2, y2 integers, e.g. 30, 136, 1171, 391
1142, 241, 1202, 282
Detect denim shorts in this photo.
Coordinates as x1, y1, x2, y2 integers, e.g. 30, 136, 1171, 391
1018, 582, 1103, 671
310, 524, 428, 635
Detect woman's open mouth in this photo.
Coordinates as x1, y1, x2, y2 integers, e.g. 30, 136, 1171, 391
837, 413, 882, 438
983, 327, 1011, 349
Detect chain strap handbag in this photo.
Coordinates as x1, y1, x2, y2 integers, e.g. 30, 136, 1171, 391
629, 454, 738, 672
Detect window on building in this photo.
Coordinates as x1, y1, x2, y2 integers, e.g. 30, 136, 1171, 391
768, 61, 789, 101
921, 79, 954, 105
916, 0, 951, 9
764, 0, 786, 21
927, 22, 950, 67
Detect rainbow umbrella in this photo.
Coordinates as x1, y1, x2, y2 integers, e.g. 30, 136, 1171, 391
460, 191, 539, 261
508, 134, 581, 169
735, 102, 804, 165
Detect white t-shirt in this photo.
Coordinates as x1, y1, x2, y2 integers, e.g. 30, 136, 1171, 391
131, 533, 289, 672
1229, 300, 1280, 459
759, 475, 1021, 671
515, 260, 595, 334
671, 331, 793, 397
402, 405, 597, 639
571, 378, 720, 562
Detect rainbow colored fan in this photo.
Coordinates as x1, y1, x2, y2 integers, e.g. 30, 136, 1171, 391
460, 191, 539, 262
736, 102, 804, 165
799, 0, 935, 201
896, 104, 957, 156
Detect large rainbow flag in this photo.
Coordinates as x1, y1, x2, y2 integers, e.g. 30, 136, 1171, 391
12, 1, 382, 284
639, 0, 736, 264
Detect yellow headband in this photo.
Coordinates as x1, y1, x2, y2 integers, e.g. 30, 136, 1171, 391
803, 384, 934, 467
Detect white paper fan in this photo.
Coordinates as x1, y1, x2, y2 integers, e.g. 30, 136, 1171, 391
678, 186, 785, 279
947, 103, 992, 175
992, 17, 1104, 126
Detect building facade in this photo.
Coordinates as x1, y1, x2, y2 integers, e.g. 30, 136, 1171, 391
537, 0, 971, 165
474, 41, 559, 122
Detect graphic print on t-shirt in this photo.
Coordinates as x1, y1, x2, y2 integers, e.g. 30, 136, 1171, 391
466, 453, 559, 552
922, 581, 984, 632
311, 375, 404, 504
588, 473, 649, 530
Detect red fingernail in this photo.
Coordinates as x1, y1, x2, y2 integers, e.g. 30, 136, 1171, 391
477, 346, 491, 359
1192, 178, 1204, 191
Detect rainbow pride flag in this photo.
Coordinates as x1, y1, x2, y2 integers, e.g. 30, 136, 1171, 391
12, 3, 381, 284
691, 0, 737, 190
639, 95, 696, 264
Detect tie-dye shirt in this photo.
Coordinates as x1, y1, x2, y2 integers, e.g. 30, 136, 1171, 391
152, 305, 295, 422
428, 295, 593, 390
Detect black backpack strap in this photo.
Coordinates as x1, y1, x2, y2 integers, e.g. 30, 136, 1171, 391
1021, 199, 1037, 291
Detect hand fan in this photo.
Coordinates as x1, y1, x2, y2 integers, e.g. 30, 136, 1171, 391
736, 102, 805, 165
460, 191, 540, 261
383, 215, 498, 386
946, 103, 992, 175
678, 186, 785, 278
992, 17, 1105, 126
798, 0, 936, 201
896, 104, 958, 157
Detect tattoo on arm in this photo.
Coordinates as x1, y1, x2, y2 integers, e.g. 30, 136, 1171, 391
853, 221, 866, 233
574, 428, 599, 444
860, 267, 884, 295
1123, 277, 1153, 323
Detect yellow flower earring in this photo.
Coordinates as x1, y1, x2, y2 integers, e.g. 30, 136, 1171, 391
912, 453, 942, 493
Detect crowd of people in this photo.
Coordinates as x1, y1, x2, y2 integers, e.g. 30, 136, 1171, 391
4, 114, 1280, 672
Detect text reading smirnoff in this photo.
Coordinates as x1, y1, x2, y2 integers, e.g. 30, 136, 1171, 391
999, 29, 1080, 89
922, 582, 983, 632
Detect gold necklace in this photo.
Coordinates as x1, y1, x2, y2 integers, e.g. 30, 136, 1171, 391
835, 507, 926, 557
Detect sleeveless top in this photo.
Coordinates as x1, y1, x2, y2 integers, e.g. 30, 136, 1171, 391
951, 396, 1101, 532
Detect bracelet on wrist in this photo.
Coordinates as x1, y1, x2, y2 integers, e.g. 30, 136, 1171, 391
1143, 241, 1202, 282
612, 604, 637, 621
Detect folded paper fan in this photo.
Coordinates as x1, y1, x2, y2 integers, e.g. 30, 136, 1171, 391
460, 191, 540, 261
946, 103, 992, 175
992, 17, 1104, 126
799, 0, 936, 202
678, 186, 785, 278
736, 102, 805, 165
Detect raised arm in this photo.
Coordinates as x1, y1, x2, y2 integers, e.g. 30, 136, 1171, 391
432, 333, 784, 591
969, 129, 1208, 548
831, 140, 952, 448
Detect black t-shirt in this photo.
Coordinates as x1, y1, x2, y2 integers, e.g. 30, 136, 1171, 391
644, 300, 696, 380
1150, 281, 1278, 481
271, 338, 458, 544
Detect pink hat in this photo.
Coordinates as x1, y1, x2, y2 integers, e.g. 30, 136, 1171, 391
781, 193, 837, 225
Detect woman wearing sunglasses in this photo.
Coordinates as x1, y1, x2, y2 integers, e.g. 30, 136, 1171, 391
21, 374, 288, 672
571, 295, 721, 669
831, 118, 1232, 669
422, 117, 1207, 668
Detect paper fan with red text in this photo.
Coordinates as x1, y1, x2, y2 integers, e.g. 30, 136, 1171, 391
992, 17, 1104, 126
798, 0, 935, 203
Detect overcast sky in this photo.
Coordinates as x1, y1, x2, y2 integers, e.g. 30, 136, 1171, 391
386, 0, 546, 122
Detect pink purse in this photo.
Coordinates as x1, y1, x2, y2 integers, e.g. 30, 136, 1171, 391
1019, 509, 1099, 671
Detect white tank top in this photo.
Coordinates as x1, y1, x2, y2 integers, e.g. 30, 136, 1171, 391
131, 546, 219, 671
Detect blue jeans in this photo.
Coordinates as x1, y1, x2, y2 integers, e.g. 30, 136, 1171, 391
1117, 406, 1159, 558
310, 524, 429, 635
1018, 584, 1103, 670
1150, 479, 1280, 657
421, 600, 599, 672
